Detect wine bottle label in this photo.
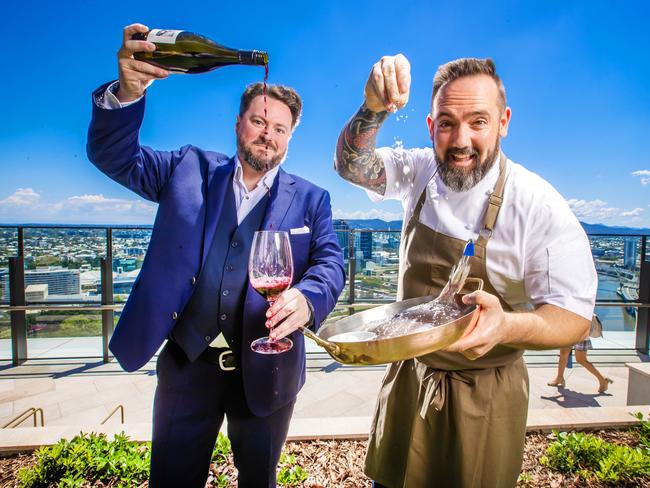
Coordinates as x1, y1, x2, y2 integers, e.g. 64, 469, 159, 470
146, 29, 183, 44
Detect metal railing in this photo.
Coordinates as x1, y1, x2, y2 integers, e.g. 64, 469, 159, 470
2, 407, 45, 428
100, 405, 125, 425
1, 225, 649, 364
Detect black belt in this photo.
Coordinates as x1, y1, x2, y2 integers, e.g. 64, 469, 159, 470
200, 347, 237, 371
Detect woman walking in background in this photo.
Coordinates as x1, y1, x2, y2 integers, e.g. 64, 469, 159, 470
548, 315, 613, 393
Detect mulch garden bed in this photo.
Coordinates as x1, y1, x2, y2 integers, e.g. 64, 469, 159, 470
1, 431, 648, 487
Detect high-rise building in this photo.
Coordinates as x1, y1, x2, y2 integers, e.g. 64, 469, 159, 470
624, 238, 637, 269
25, 267, 80, 295
333, 219, 350, 259
0, 269, 8, 302
359, 231, 373, 260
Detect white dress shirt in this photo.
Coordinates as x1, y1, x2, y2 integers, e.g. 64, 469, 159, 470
367, 146, 598, 320
98, 83, 281, 347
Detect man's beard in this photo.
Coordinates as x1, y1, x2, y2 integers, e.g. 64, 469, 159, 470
237, 137, 286, 173
434, 137, 500, 192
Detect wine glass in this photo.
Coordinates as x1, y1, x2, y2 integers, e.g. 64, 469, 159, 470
249, 230, 294, 353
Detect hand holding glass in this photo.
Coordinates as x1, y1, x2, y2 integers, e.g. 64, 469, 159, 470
249, 230, 293, 354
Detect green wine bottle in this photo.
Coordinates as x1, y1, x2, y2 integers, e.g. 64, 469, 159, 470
132, 29, 268, 74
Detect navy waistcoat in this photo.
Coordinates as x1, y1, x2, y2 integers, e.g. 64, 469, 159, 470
172, 177, 270, 361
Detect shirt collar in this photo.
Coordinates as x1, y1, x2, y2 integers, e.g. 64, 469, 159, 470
234, 155, 280, 193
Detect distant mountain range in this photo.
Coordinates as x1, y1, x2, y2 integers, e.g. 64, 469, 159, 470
579, 222, 650, 235
4, 220, 650, 235
341, 219, 404, 230
339, 219, 650, 235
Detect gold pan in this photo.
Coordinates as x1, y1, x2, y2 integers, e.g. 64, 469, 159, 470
302, 278, 483, 365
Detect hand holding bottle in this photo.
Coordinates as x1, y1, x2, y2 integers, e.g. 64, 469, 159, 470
116, 23, 170, 103
364, 54, 411, 113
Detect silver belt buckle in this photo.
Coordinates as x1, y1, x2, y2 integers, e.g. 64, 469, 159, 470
218, 350, 235, 371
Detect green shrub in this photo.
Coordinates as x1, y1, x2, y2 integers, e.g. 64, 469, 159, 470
633, 411, 650, 449
17, 432, 150, 488
17, 431, 309, 487
541, 429, 650, 484
597, 444, 649, 483
211, 432, 232, 465
277, 452, 308, 486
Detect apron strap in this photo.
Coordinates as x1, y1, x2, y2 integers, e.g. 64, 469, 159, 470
405, 170, 434, 236
476, 152, 508, 248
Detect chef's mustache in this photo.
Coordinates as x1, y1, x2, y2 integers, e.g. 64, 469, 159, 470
445, 147, 479, 159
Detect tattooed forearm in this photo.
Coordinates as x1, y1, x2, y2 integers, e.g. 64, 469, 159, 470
335, 104, 389, 195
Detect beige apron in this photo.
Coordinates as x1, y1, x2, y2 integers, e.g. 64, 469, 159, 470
365, 154, 530, 488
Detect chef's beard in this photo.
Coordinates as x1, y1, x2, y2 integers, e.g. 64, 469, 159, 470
237, 137, 287, 173
434, 137, 500, 192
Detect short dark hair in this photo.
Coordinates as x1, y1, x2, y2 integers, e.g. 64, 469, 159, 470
432, 58, 506, 112
239, 83, 302, 129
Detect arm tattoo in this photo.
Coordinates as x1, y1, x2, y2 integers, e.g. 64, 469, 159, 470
335, 104, 389, 195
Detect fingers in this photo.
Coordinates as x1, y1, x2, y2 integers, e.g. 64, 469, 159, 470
119, 23, 157, 61
266, 290, 299, 328
270, 313, 305, 341
381, 61, 400, 110
395, 54, 411, 107
267, 288, 297, 317
121, 39, 156, 57
365, 64, 386, 112
122, 59, 170, 80
446, 316, 491, 359
267, 289, 309, 340
461, 290, 499, 308
365, 54, 411, 112
447, 291, 506, 359
122, 23, 149, 46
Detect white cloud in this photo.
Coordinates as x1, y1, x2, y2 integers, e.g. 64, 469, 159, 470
333, 208, 403, 221
632, 170, 650, 186
0, 189, 156, 224
566, 199, 619, 221
567, 198, 649, 227
620, 207, 644, 217
0, 188, 41, 206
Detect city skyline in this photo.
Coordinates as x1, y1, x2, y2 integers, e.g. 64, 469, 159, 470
0, 228, 642, 337
1, 1, 649, 227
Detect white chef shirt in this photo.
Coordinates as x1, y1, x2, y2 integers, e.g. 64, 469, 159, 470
367, 146, 597, 320
97, 83, 281, 346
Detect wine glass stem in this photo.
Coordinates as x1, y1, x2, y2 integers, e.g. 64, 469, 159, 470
267, 299, 276, 340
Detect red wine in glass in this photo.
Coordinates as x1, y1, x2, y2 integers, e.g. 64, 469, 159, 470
249, 230, 294, 353
250, 276, 292, 302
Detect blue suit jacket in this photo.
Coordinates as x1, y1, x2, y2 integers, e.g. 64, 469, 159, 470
87, 82, 345, 415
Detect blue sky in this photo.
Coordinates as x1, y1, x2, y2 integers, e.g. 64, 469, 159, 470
1, 0, 649, 227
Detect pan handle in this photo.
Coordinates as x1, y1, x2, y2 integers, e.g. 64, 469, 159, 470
464, 277, 484, 293
301, 326, 341, 356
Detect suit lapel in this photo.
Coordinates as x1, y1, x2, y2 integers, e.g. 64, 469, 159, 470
261, 168, 296, 230
202, 158, 235, 268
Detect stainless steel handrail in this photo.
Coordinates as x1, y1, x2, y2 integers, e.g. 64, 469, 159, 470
596, 302, 650, 308
1, 302, 648, 313
0, 304, 124, 312
100, 404, 125, 425
2, 407, 45, 428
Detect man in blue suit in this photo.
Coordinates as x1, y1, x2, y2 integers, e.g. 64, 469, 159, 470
87, 24, 345, 487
